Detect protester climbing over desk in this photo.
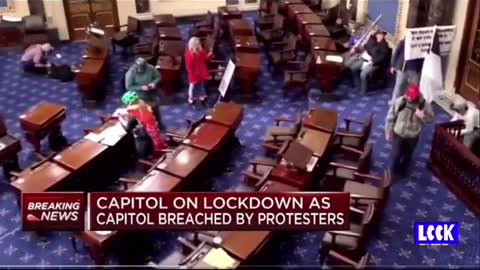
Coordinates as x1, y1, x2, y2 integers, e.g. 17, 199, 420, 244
185, 36, 213, 108
120, 91, 167, 159
389, 39, 424, 105
21, 43, 54, 74
385, 84, 434, 178
346, 29, 390, 94
125, 57, 165, 130
450, 100, 480, 150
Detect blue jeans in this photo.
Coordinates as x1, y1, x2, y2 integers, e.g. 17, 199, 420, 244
188, 82, 207, 102
347, 59, 378, 94
391, 70, 420, 103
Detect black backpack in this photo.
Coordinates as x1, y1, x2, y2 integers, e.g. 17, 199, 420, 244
49, 64, 75, 82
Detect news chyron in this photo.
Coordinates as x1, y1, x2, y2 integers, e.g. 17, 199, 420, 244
414, 222, 459, 246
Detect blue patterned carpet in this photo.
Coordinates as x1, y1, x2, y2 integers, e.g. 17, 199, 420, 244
0, 15, 478, 267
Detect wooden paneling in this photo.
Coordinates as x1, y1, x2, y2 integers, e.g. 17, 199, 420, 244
456, 0, 480, 104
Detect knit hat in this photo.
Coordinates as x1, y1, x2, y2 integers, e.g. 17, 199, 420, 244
121, 91, 139, 106
406, 84, 420, 101
135, 57, 147, 72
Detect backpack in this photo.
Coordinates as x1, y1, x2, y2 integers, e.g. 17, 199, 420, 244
394, 97, 425, 121
49, 64, 75, 82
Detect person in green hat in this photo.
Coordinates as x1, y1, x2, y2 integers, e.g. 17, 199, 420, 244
125, 57, 164, 129
120, 91, 167, 159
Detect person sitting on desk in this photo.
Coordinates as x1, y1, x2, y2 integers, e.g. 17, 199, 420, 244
125, 57, 165, 129
20, 43, 54, 74
185, 36, 213, 108
346, 30, 390, 94
450, 100, 480, 150
120, 91, 167, 159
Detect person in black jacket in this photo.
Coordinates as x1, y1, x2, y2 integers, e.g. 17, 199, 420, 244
389, 39, 424, 105
346, 30, 391, 94
123, 117, 154, 159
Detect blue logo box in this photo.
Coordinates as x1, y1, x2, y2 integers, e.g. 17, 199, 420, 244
414, 222, 459, 246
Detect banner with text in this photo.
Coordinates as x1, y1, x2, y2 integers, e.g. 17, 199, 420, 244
405, 25, 456, 60
87, 192, 350, 231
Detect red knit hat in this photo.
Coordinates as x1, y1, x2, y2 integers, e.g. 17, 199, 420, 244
406, 84, 420, 101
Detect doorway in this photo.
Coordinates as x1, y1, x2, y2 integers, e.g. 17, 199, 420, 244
455, 0, 480, 104
63, 0, 120, 41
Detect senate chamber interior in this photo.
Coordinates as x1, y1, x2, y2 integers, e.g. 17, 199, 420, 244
0, 0, 479, 268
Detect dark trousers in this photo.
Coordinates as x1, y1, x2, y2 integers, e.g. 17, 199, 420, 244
22, 60, 47, 75
391, 134, 419, 175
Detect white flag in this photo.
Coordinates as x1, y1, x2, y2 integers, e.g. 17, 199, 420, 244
419, 29, 443, 103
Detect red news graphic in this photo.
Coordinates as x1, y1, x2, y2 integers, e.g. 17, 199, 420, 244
88, 192, 350, 231
22, 193, 85, 231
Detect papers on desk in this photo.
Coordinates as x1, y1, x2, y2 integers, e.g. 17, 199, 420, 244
84, 122, 126, 146
326, 55, 344, 63
0, 142, 6, 151
1, 16, 22, 22
202, 248, 237, 269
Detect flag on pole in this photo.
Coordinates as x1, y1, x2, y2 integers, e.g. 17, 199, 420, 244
419, 28, 443, 103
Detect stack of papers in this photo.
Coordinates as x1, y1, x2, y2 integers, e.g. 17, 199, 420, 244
0, 142, 6, 151
202, 248, 237, 269
84, 122, 126, 146
326, 55, 343, 63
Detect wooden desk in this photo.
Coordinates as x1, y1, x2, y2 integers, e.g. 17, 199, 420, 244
303, 108, 338, 133
76, 229, 119, 265
205, 102, 244, 129
296, 14, 323, 34
183, 122, 230, 152
76, 44, 109, 102
10, 161, 72, 194
157, 39, 184, 56
304, 24, 330, 44
259, 180, 301, 192
53, 139, 108, 171
310, 37, 337, 52
218, 6, 243, 37
156, 27, 182, 40
129, 170, 182, 192
235, 52, 261, 95
19, 101, 66, 152
185, 242, 241, 269
233, 35, 259, 53
219, 231, 272, 261
298, 127, 332, 157
271, 155, 319, 189
229, 19, 253, 36
287, 4, 313, 23
155, 55, 182, 96
154, 14, 176, 27
0, 134, 21, 178
311, 50, 345, 93
156, 145, 209, 179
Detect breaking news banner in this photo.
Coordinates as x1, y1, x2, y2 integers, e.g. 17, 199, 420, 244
87, 192, 350, 231
22, 193, 85, 231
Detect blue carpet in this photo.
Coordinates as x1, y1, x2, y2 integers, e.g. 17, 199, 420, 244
0, 15, 478, 267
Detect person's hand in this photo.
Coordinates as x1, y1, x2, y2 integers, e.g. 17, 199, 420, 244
349, 48, 356, 54
368, 59, 374, 65
148, 83, 156, 89
207, 51, 213, 57
385, 132, 392, 142
390, 67, 395, 74
415, 108, 425, 119
141, 85, 149, 91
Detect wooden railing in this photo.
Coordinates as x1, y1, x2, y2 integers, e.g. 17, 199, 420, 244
430, 121, 480, 217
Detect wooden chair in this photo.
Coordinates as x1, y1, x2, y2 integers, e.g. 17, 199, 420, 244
283, 54, 313, 97
345, 170, 392, 212
148, 237, 205, 267
334, 114, 373, 150
243, 156, 278, 187
206, 58, 228, 90
255, 1, 279, 29
320, 202, 376, 264
195, 11, 215, 31
321, 250, 370, 269
256, 15, 285, 44
262, 113, 302, 155
133, 40, 159, 65
111, 16, 140, 53
164, 116, 205, 145
267, 33, 297, 72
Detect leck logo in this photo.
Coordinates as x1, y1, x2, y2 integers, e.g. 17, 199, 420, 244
414, 222, 459, 246
22, 193, 85, 231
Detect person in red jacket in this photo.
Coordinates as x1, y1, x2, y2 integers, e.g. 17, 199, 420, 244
185, 36, 213, 107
